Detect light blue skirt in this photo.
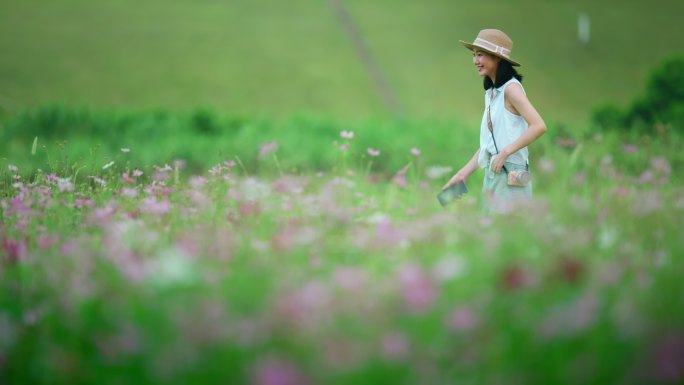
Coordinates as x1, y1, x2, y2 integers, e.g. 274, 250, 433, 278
482, 161, 532, 214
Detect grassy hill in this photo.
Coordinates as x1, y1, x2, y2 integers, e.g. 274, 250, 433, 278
1, 0, 683, 125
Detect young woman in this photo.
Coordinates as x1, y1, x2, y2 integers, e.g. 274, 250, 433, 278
443, 29, 547, 213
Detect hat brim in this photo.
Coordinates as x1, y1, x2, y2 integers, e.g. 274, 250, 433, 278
459, 40, 521, 67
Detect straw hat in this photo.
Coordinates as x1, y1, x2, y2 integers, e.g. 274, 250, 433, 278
459, 29, 521, 66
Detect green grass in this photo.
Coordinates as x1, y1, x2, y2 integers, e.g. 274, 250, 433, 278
1, 0, 683, 124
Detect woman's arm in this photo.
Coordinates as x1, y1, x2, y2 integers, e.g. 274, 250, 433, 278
443, 148, 480, 190
490, 83, 548, 173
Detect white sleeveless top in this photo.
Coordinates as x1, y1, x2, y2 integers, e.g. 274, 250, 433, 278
477, 78, 529, 169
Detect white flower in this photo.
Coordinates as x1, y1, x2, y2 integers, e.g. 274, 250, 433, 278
340, 130, 355, 139
102, 161, 115, 170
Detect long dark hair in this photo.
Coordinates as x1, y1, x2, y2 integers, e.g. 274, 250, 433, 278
483, 58, 523, 90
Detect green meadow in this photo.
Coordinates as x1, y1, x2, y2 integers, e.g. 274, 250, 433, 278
2, 0, 684, 384
1, 0, 683, 123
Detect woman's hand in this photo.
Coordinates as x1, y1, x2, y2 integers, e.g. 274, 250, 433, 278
442, 170, 468, 190
490, 151, 509, 174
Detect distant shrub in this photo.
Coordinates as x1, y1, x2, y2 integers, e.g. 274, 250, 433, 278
591, 55, 684, 134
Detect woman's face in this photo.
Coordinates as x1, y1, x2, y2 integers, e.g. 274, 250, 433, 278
472, 50, 500, 79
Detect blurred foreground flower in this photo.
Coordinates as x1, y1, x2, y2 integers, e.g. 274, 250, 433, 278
392, 164, 410, 188
367, 148, 380, 157
251, 357, 309, 385
340, 130, 354, 139
102, 161, 115, 170
259, 141, 280, 160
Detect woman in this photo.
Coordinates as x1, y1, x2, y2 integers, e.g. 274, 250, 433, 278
443, 29, 547, 213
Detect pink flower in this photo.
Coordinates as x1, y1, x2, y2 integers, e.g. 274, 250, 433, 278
2, 238, 27, 264
209, 164, 222, 176
173, 159, 186, 169
538, 157, 555, 174
57, 178, 74, 193
140, 197, 171, 215
74, 198, 94, 208
259, 141, 280, 160
651, 157, 671, 175
333, 267, 367, 292
621, 143, 639, 154
251, 357, 309, 385
445, 307, 477, 331
381, 332, 410, 361
189, 176, 207, 189
339, 143, 349, 151
340, 130, 354, 139
88, 176, 107, 186
120, 188, 138, 198
38, 234, 56, 250
392, 164, 410, 188
398, 263, 436, 313
121, 172, 135, 184
410, 147, 421, 156
367, 148, 380, 157
8, 165, 18, 172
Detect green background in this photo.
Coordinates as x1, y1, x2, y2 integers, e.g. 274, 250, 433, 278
1, 0, 683, 125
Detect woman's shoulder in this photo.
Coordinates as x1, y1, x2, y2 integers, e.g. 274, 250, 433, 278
503, 78, 525, 95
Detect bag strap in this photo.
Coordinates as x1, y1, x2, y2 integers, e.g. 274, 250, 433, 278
487, 88, 509, 174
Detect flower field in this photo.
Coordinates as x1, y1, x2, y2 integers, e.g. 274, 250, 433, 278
2, 129, 683, 384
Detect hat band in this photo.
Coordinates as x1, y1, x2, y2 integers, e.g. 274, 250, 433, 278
474, 37, 511, 58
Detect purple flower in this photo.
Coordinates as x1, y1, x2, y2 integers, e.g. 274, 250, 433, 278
189, 176, 207, 189
251, 357, 309, 385
392, 164, 410, 188
140, 197, 171, 215
398, 263, 436, 313
259, 141, 280, 160
367, 148, 380, 157
57, 178, 74, 193
120, 188, 138, 198
445, 307, 477, 331
538, 157, 555, 174
2, 238, 27, 264
74, 198, 94, 208
621, 143, 639, 154
8, 165, 18, 172
381, 332, 410, 361
88, 176, 107, 186
121, 172, 135, 184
